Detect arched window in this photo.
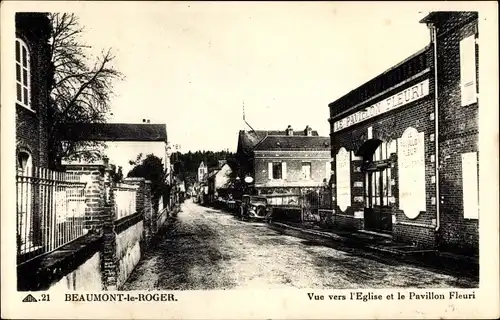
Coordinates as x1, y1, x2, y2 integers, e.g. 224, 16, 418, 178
15, 38, 31, 108
17, 150, 32, 175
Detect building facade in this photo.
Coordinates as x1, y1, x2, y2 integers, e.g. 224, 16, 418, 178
422, 11, 479, 254
206, 162, 233, 203
328, 11, 479, 254
197, 161, 207, 183
236, 125, 331, 197
61, 123, 169, 176
15, 13, 52, 171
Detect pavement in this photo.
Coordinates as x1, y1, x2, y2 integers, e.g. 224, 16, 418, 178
122, 200, 478, 290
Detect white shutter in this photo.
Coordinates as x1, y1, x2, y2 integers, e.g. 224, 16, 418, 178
326, 161, 331, 181
268, 162, 273, 180
282, 162, 287, 180
462, 152, 479, 219
460, 35, 477, 106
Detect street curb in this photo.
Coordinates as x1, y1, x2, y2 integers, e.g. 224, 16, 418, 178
271, 222, 348, 242
270, 222, 403, 256
269, 221, 479, 266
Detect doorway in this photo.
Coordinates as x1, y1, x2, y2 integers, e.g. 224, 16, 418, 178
359, 139, 395, 234
363, 168, 392, 233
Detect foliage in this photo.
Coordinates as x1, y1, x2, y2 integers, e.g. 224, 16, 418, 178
171, 150, 235, 187
108, 164, 124, 184
127, 154, 165, 211
47, 13, 123, 169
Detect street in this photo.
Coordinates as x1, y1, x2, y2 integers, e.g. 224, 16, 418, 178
122, 200, 478, 290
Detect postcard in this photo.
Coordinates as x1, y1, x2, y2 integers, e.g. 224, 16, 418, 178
1, 1, 498, 319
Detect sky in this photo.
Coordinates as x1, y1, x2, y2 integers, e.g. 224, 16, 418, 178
75, 2, 431, 153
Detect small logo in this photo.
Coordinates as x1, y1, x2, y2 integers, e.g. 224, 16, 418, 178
22, 294, 38, 302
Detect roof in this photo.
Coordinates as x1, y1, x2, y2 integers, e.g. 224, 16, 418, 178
206, 169, 219, 180
237, 129, 319, 155
60, 123, 167, 142
419, 11, 478, 28
254, 136, 330, 151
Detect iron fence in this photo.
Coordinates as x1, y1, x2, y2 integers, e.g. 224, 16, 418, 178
17, 167, 87, 263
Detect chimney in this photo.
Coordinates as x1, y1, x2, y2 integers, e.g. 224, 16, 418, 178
142, 119, 146, 123
286, 125, 293, 136
304, 125, 312, 136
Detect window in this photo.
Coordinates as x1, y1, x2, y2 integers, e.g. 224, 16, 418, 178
15, 38, 31, 108
460, 34, 478, 106
370, 141, 392, 206
268, 162, 286, 180
17, 151, 32, 175
272, 162, 282, 179
301, 162, 311, 180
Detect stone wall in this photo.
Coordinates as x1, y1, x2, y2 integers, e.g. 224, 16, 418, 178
49, 251, 102, 291
116, 219, 143, 288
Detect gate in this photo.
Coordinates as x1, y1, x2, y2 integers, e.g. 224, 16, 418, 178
300, 188, 320, 222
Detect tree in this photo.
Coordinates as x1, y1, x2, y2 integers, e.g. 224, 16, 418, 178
127, 154, 166, 212
108, 164, 124, 184
47, 13, 123, 169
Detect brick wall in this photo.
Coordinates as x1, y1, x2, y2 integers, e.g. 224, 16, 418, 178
64, 164, 107, 232
329, 47, 439, 248
15, 13, 51, 168
254, 151, 331, 187
435, 13, 479, 254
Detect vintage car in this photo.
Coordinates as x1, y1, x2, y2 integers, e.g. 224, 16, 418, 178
239, 195, 269, 221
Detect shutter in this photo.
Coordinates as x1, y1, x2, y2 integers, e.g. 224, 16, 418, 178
462, 152, 479, 219
326, 161, 331, 181
268, 162, 273, 180
460, 35, 477, 106
282, 162, 287, 180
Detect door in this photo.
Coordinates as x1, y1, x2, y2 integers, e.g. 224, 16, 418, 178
363, 168, 392, 233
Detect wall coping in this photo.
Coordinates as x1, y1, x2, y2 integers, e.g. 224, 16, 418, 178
124, 177, 146, 182
17, 233, 102, 291
115, 212, 143, 234
63, 163, 108, 171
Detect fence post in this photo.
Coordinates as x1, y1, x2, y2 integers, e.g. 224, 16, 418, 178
63, 163, 107, 233
145, 181, 155, 234
123, 177, 149, 247
299, 188, 304, 223
101, 186, 117, 290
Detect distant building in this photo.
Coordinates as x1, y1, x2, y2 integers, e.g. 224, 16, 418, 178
60, 123, 169, 176
197, 161, 207, 183
206, 162, 233, 203
236, 125, 331, 197
328, 12, 479, 254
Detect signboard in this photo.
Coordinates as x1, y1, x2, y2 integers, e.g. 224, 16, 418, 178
398, 127, 426, 219
334, 79, 430, 132
244, 176, 254, 184
336, 147, 351, 212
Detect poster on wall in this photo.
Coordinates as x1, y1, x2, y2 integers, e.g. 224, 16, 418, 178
336, 147, 351, 212
397, 127, 426, 219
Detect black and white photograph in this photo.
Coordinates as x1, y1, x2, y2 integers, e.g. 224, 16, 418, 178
1, 1, 498, 319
